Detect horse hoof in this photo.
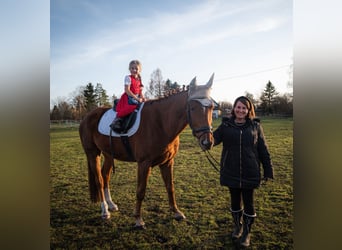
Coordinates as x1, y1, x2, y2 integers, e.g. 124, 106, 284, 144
175, 216, 185, 221
175, 212, 186, 221
133, 224, 146, 230
175, 214, 186, 221
101, 214, 111, 220
108, 204, 119, 212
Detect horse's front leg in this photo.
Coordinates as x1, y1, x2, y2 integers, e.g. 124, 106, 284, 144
134, 162, 151, 229
159, 159, 186, 221
102, 154, 118, 212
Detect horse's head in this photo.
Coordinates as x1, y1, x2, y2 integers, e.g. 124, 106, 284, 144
187, 73, 215, 151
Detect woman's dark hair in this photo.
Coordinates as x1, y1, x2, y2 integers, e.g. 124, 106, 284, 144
231, 96, 256, 119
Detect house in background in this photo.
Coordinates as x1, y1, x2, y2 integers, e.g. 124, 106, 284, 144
211, 98, 220, 119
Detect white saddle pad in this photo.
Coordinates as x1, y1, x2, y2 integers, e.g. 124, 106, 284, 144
98, 103, 144, 137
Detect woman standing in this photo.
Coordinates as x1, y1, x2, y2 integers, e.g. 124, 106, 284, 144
213, 96, 274, 247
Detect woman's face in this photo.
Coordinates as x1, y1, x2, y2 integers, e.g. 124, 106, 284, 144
234, 100, 248, 120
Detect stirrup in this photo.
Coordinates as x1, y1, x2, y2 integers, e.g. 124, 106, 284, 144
110, 118, 122, 132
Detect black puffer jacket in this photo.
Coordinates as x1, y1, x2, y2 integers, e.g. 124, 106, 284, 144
213, 117, 273, 189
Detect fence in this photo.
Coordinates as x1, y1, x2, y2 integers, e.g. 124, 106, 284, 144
50, 120, 81, 129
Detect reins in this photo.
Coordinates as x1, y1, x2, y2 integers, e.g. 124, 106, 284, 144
202, 149, 220, 172
109, 128, 115, 173
186, 97, 220, 173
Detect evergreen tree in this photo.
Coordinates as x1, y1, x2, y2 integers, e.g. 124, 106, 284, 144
164, 79, 181, 95
50, 105, 60, 120
95, 83, 110, 107
83, 82, 97, 112
260, 81, 278, 115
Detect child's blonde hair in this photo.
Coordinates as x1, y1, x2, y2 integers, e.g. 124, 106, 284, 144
129, 60, 142, 71
128, 60, 143, 87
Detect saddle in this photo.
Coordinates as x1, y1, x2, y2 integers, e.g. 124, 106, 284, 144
110, 101, 140, 134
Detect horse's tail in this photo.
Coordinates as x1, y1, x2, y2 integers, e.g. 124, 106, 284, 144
79, 117, 102, 203
87, 156, 101, 203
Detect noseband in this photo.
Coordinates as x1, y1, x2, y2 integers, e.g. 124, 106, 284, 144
187, 98, 213, 138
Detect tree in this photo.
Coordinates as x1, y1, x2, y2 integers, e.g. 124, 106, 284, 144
50, 96, 73, 120
83, 82, 97, 112
50, 105, 60, 120
70, 86, 86, 120
245, 91, 259, 107
146, 68, 164, 98
218, 101, 233, 116
109, 94, 119, 107
58, 100, 73, 120
273, 93, 293, 116
259, 81, 278, 115
95, 83, 110, 107
164, 79, 181, 95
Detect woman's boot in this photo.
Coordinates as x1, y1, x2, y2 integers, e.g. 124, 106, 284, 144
230, 208, 243, 240
240, 212, 256, 247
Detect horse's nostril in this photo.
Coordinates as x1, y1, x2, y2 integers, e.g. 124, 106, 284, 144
201, 140, 211, 147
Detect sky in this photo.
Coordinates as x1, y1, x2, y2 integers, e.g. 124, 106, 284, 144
50, 0, 292, 108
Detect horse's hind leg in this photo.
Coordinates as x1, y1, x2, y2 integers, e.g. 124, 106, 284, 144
159, 159, 186, 221
85, 151, 111, 219
102, 153, 118, 212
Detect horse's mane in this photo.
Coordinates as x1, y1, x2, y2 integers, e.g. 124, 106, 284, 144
144, 85, 188, 106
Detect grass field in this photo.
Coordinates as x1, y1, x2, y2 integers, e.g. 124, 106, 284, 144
50, 117, 293, 249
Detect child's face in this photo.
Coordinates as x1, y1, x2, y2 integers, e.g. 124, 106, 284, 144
130, 64, 141, 76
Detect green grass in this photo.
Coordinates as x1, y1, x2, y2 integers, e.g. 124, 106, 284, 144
50, 117, 293, 249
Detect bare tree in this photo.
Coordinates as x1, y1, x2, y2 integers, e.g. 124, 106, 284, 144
146, 68, 164, 98
70, 86, 86, 120
273, 93, 293, 116
245, 91, 259, 107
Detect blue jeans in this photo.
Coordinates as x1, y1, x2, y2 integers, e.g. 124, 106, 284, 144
128, 95, 139, 105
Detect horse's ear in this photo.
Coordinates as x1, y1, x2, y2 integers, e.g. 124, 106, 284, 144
189, 76, 197, 87
206, 73, 214, 88
189, 76, 197, 93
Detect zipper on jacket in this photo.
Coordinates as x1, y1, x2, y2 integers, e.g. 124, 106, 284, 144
239, 129, 242, 188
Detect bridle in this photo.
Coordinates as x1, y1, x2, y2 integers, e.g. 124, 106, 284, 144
187, 97, 213, 139
187, 97, 220, 172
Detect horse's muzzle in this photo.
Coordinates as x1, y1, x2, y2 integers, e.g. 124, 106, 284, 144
199, 133, 214, 151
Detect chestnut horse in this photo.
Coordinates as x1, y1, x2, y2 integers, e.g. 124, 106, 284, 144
79, 74, 214, 228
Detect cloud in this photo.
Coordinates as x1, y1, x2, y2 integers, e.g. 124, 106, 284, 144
51, 0, 291, 95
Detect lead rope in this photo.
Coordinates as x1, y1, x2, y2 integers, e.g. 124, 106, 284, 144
109, 128, 115, 174
203, 149, 220, 172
